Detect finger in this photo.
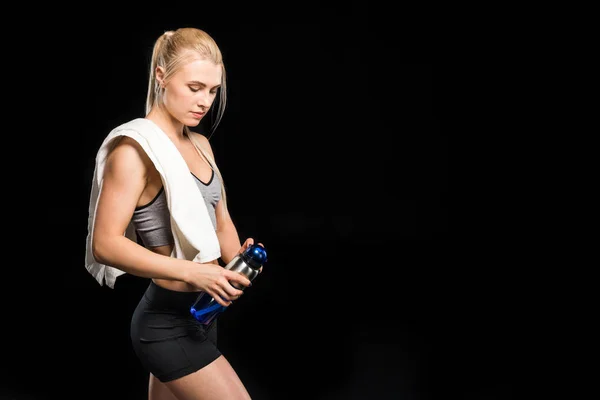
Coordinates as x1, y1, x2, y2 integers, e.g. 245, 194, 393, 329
223, 281, 245, 298
224, 269, 252, 287
212, 277, 236, 302
238, 238, 254, 255
214, 285, 233, 301
210, 289, 232, 307
228, 273, 252, 289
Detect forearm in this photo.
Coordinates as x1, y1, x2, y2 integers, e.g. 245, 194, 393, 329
216, 224, 241, 265
92, 235, 192, 282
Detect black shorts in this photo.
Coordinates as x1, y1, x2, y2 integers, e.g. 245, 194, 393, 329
130, 281, 222, 382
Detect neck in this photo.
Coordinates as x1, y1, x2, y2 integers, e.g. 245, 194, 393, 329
146, 105, 185, 142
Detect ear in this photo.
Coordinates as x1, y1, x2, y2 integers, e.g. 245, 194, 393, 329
155, 66, 166, 87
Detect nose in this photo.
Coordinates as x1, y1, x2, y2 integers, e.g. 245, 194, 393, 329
196, 91, 211, 110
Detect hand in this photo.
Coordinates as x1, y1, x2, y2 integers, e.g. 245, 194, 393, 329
185, 262, 252, 307
240, 238, 265, 274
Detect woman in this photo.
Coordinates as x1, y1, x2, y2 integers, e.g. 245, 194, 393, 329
89, 27, 262, 399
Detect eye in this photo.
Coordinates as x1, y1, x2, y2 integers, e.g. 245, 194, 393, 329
189, 87, 199, 93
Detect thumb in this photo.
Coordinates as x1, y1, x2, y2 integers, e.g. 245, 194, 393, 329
238, 238, 254, 254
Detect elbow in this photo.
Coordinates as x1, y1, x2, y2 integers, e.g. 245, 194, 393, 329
92, 237, 109, 265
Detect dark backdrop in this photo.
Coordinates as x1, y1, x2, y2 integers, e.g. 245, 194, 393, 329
3, 6, 509, 400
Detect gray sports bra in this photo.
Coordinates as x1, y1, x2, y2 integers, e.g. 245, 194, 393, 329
131, 170, 221, 248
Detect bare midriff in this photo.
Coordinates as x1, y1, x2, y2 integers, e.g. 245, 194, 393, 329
149, 244, 219, 292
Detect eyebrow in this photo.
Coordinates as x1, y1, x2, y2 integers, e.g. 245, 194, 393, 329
188, 81, 221, 89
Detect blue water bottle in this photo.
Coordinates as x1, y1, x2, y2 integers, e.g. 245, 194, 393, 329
190, 244, 267, 325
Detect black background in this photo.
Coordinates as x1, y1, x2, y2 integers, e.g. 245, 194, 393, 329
2, 5, 511, 400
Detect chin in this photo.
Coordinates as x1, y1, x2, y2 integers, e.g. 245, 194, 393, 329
185, 118, 202, 127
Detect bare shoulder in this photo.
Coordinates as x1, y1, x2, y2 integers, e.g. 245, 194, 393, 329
105, 135, 152, 178
188, 130, 215, 159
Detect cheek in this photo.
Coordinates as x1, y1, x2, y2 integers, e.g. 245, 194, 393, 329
167, 88, 194, 108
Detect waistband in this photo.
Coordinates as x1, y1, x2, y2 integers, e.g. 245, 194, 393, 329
144, 280, 204, 314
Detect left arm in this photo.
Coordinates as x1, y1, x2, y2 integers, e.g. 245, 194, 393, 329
189, 131, 243, 265
216, 203, 262, 272
215, 199, 242, 265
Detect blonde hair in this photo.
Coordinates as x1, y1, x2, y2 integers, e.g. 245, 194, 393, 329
146, 27, 230, 216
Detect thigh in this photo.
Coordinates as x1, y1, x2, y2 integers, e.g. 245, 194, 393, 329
149, 373, 178, 400
164, 355, 251, 400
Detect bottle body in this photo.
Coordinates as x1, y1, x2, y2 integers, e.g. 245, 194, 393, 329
190, 244, 266, 325
189, 292, 226, 326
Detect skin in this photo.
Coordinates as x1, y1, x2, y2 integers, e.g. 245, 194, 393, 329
92, 56, 261, 400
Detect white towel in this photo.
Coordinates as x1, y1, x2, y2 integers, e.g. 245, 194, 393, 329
85, 118, 221, 288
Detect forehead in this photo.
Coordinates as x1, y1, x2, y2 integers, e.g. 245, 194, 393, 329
176, 58, 222, 86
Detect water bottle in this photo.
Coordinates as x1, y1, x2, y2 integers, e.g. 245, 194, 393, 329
190, 243, 267, 325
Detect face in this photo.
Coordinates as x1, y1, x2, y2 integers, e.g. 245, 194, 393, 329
159, 58, 222, 127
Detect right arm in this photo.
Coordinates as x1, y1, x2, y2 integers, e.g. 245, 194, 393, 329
92, 136, 188, 281
91, 137, 250, 304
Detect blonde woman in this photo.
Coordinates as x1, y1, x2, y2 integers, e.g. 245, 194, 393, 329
88, 27, 263, 399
